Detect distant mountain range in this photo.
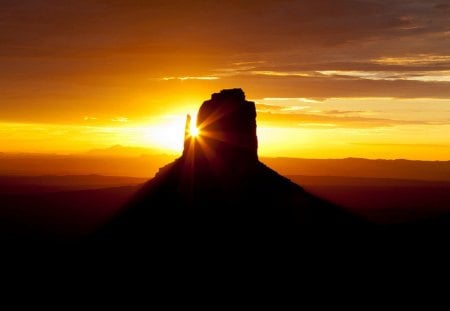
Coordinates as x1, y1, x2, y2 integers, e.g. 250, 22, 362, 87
84, 144, 168, 157
262, 157, 450, 181
1, 150, 450, 181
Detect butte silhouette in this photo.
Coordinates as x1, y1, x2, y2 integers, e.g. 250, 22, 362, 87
96, 89, 366, 241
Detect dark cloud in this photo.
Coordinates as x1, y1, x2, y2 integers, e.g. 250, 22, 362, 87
246, 61, 450, 73
1, 0, 448, 57
0, 0, 449, 122
224, 75, 450, 99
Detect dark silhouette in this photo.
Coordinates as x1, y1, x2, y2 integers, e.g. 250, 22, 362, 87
96, 89, 366, 242
3, 89, 450, 245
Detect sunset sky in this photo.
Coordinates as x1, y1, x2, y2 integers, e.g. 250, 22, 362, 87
1, 0, 450, 159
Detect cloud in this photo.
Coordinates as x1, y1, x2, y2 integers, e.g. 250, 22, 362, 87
1, 0, 450, 124
260, 97, 320, 103
320, 110, 366, 115
256, 103, 311, 113
318, 70, 450, 82
111, 117, 128, 123
250, 71, 311, 78
161, 76, 219, 81
225, 74, 450, 99
2, 0, 448, 58
257, 111, 449, 129
83, 116, 97, 121
372, 55, 450, 66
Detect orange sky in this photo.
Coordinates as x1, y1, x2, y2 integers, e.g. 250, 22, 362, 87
1, 1, 450, 160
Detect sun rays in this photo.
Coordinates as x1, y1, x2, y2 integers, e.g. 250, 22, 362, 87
182, 116, 226, 181
190, 123, 200, 137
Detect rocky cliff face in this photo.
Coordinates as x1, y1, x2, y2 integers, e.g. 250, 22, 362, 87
183, 88, 258, 175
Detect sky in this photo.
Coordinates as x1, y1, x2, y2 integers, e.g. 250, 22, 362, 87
1, 0, 450, 159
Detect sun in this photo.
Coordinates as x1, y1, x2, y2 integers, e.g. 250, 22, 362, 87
190, 124, 200, 137
139, 112, 201, 153
189, 113, 200, 138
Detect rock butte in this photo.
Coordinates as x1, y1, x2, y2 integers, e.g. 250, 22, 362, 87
96, 89, 364, 241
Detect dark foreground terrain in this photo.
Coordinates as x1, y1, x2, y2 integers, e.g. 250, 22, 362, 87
1, 173, 450, 241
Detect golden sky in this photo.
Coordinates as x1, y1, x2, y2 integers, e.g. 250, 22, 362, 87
1, 0, 450, 160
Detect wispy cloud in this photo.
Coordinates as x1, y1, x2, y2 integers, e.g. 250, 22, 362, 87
259, 97, 320, 103
232, 61, 266, 66
250, 71, 310, 77
257, 111, 450, 129
162, 76, 219, 81
372, 55, 450, 66
83, 116, 97, 121
320, 110, 366, 115
318, 70, 450, 82
256, 103, 310, 113
111, 117, 128, 123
